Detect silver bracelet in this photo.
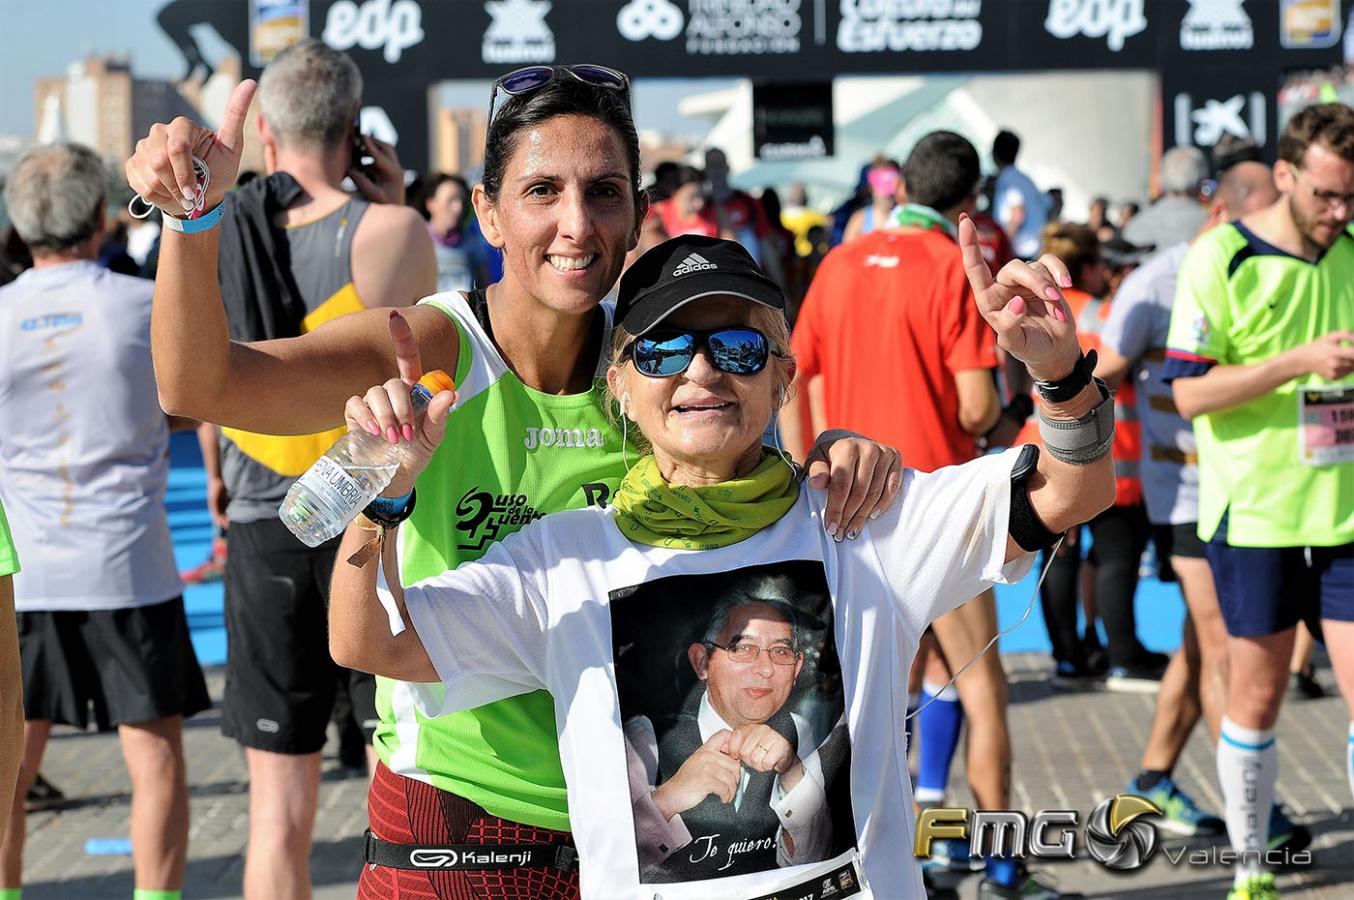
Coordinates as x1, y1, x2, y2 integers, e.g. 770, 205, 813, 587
1038, 378, 1115, 465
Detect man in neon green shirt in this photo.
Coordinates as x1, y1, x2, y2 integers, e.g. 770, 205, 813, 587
0, 500, 19, 841
1165, 103, 1354, 900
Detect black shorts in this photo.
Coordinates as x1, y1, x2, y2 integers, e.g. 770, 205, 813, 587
19, 595, 210, 731
221, 517, 376, 754
1152, 522, 1208, 581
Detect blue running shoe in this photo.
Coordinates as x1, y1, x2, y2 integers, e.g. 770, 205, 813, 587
1268, 803, 1311, 857
1127, 774, 1225, 837
922, 837, 986, 884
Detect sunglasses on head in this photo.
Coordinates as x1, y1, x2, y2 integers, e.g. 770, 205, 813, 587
487, 64, 631, 126
624, 326, 782, 378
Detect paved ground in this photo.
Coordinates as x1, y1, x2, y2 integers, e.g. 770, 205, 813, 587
12, 654, 1352, 900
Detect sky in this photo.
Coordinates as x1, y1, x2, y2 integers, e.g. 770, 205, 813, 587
0, 0, 734, 141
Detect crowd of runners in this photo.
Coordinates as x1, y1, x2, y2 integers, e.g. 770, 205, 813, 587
0, 41, 1352, 900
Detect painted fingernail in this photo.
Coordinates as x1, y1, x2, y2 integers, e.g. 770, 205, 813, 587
847, 528, 859, 539
402, 423, 415, 442
386, 426, 399, 444
182, 187, 196, 204
1060, 273, 1073, 288
1010, 296, 1026, 315
180, 197, 195, 212
366, 420, 379, 435
1044, 285, 1060, 301
827, 522, 838, 536
870, 510, 881, 520
1054, 306, 1068, 323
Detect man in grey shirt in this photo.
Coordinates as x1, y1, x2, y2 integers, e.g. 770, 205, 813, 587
0, 143, 210, 898
1123, 146, 1210, 257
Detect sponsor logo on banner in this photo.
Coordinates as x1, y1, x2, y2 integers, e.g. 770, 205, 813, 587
1280, 0, 1341, 48
1173, 91, 1266, 147
250, 0, 309, 66
760, 135, 828, 159
618, 0, 685, 40
321, 0, 425, 64
616, 0, 801, 55
1180, 0, 1253, 50
482, 0, 556, 63
838, 0, 984, 54
687, 0, 802, 55
1044, 0, 1147, 52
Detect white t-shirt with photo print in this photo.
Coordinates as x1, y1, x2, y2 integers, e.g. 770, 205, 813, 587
401, 448, 1034, 899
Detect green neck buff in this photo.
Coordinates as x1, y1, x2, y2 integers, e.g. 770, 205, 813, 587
889, 202, 957, 239
612, 450, 800, 550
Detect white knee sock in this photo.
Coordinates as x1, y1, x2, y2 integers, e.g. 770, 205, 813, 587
1217, 717, 1277, 882
1347, 721, 1354, 805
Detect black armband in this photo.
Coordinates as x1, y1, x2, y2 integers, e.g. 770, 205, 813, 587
1008, 445, 1062, 552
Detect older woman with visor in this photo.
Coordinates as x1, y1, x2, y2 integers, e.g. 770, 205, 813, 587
329, 229, 1115, 898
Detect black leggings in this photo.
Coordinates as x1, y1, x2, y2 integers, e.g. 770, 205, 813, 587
1040, 504, 1152, 669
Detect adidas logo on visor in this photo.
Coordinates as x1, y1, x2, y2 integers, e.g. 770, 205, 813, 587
672, 253, 718, 277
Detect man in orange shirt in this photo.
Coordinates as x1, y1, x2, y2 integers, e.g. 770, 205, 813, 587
782, 131, 1058, 900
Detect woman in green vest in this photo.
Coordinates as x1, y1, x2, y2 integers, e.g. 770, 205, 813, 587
126, 67, 901, 898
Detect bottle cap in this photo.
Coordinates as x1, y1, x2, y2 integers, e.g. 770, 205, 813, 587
417, 370, 456, 395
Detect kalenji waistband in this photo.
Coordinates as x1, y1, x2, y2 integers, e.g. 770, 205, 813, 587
363, 829, 578, 873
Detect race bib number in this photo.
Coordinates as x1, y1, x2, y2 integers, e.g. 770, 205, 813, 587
1300, 385, 1354, 466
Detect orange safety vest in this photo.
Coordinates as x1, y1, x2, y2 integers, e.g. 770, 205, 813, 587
1013, 288, 1142, 507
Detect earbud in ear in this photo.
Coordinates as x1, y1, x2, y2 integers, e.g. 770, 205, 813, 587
777, 386, 786, 409
620, 392, 632, 420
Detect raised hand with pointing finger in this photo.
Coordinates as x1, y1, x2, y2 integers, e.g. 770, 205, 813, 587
958, 213, 1083, 383
125, 79, 257, 217
342, 311, 458, 500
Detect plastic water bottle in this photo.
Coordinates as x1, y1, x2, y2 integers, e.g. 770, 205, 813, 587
280, 370, 455, 547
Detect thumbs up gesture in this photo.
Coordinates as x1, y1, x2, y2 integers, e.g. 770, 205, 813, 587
124, 80, 257, 216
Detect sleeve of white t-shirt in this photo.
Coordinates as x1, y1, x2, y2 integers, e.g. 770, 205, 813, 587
1100, 267, 1157, 363
401, 524, 552, 709
867, 447, 1035, 637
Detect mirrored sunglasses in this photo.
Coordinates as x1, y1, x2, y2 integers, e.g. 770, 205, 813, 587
626, 326, 781, 378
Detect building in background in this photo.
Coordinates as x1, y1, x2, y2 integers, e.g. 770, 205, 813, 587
691, 73, 1154, 223
35, 56, 200, 165
432, 108, 487, 179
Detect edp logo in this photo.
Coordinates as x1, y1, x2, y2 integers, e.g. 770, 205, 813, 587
1044, 0, 1147, 52
323, 0, 426, 64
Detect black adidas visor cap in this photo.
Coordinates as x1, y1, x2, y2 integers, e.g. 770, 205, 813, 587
615, 235, 786, 337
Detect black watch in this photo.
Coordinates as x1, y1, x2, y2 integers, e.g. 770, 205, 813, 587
1034, 349, 1098, 404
